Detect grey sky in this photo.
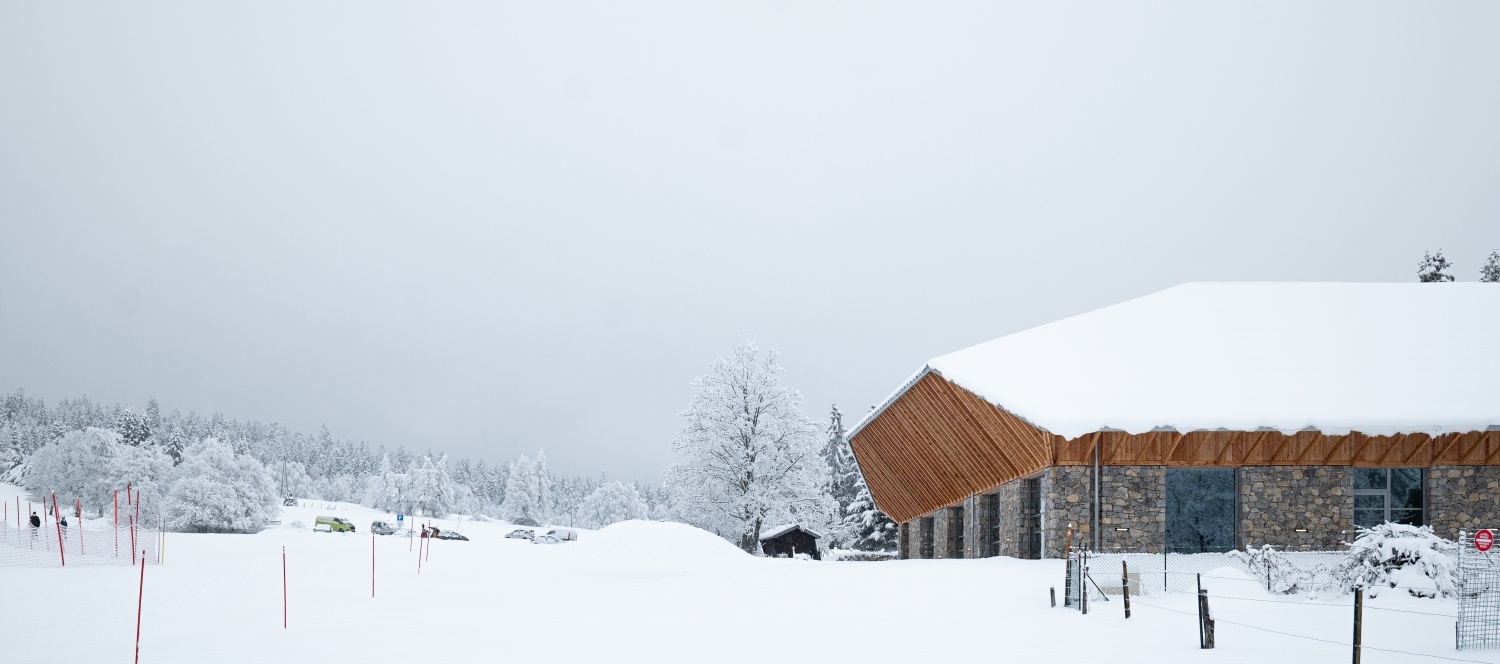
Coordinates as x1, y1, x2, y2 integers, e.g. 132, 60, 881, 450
2, 2, 1496, 482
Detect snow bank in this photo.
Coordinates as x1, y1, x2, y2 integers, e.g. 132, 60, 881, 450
888, 283, 1500, 439
583, 520, 750, 563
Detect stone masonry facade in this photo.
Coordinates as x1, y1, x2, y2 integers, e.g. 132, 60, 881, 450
1240, 466, 1350, 550
1044, 466, 1093, 558
1428, 466, 1500, 539
1098, 466, 1165, 553
899, 464, 1500, 559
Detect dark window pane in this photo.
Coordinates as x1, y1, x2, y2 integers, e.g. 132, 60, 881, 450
1354, 468, 1387, 490
1354, 495, 1385, 509
1391, 469, 1423, 510
1166, 469, 1236, 553
1391, 509, 1423, 526
1354, 509, 1385, 529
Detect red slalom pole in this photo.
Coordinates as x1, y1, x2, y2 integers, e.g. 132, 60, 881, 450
52, 493, 64, 567
282, 547, 288, 629
134, 548, 146, 664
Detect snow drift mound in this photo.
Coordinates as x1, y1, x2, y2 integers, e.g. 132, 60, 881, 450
584, 520, 750, 563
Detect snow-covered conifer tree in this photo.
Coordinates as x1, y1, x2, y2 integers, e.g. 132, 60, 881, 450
1418, 250, 1456, 282
500, 454, 544, 525
116, 408, 153, 447
664, 340, 837, 552
574, 481, 649, 529
163, 426, 187, 466
405, 455, 456, 517
1481, 249, 1500, 283
844, 474, 897, 551
821, 405, 862, 547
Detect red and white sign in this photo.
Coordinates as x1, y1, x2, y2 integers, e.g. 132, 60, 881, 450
1476, 529, 1494, 552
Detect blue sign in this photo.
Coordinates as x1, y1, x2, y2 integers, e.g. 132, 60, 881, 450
396, 513, 404, 522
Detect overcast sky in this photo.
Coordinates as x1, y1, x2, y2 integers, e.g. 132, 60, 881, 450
1, 2, 1496, 482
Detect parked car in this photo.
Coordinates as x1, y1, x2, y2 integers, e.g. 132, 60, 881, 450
314, 516, 355, 533
435, 530, 469, 541
505, 529, 535, 540
533, 534, 562, 544
370, 520, 396, 536
543, 528, 578, 542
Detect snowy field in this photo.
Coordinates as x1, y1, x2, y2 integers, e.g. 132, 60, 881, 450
0, 484, 1494, 664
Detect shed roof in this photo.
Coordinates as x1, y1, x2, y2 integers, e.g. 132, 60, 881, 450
852, 283, 1500, 441
759, 524, 822, 541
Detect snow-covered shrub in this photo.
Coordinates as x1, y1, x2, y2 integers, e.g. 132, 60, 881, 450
1235, 545, 1327, 594
165, 439, 278, 533
574, 481, 650, 529
1333, 523, 1457, 598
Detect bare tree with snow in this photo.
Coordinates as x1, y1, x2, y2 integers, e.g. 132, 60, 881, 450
665, 340, 836, 552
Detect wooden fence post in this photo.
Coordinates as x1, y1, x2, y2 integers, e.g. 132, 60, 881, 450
1122, 561, 1131, 619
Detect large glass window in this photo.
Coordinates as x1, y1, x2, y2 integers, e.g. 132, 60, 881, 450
1353, 468, 1423, 528
1166, 468, 1237, 553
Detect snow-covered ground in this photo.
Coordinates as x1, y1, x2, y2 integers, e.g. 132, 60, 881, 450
0, 484, 1493, 663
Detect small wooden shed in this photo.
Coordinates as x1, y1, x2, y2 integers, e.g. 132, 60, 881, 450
759, 524, 822, 560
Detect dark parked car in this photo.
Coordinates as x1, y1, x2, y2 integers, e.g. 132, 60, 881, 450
435, 530, 469, 541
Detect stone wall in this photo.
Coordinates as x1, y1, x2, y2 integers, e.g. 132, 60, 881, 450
966, 497, 1002, 557
1240, 466, 1350, 550
1098, 466, 1165, 553
899, 462, 1500, 560
916, 516, 934, 558
993, 478, 1024, 558
1044, 466, 1093, 558
932, 506, 964, 558
1428, 466, 1500, 539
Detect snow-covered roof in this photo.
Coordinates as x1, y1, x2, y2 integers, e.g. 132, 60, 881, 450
851, 283, 1500, 441
759, 523, 822, 541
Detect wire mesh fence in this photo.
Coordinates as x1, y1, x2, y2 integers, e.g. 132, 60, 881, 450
1076, 550, 1348, 597
0, 520, 160, 567
1457, 528, 1500, 650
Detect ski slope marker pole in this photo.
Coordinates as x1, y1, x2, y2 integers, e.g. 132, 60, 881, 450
282, 546, 288, 629
130, 517, 137, 565
135, 548, 146, 664
52, 493, 64, 567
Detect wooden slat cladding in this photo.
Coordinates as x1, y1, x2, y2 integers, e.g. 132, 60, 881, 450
848, 373, 1057, 523
851, 372, 1500, 523
1053, 429, 1500, 467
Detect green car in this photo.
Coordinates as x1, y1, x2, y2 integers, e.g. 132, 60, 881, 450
314, 516, 356, 533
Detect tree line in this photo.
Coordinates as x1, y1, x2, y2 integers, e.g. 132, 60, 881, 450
0, 341, 899, 554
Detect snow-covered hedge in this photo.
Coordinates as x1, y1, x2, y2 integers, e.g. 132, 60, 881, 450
1239, 524, 1458, 598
